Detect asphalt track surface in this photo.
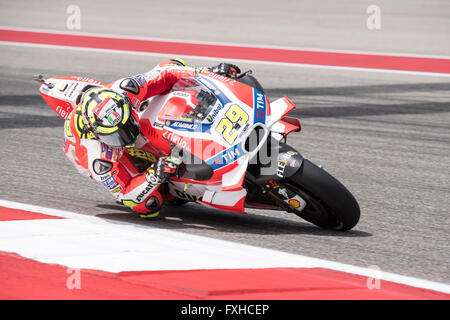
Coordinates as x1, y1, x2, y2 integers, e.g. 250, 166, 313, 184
0, 0, 449, 285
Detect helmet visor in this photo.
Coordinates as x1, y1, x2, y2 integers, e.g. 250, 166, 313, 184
97, 115, 140, 147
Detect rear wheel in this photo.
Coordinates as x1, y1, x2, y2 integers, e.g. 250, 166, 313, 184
286, 159, 360, 231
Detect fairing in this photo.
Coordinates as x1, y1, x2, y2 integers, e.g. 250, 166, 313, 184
39, 71, 302, 214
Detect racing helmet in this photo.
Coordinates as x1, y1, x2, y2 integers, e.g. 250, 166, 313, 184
80, 87, 140, 147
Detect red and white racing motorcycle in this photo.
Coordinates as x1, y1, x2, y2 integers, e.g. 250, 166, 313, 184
34, 69, 360, 231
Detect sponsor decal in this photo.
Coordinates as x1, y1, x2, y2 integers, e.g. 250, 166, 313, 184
55, 104, 71, 119
93, 159, 113, 175
206, 143, 245, 170
288, 199, 301, 208
206, 102, 225, 122
74, 77, 103, 85
134, 74, 147, 85
102, 176, 119, 190
136, 184, 155, 202
172, 91, 190, 98
253, 88, 266, 124
205, 71, 237, 86
268, 180, 280, 189
111, 186, 122, 193
101, 143, 119, 161
166, 120, 197, 130
163, 131, 191, 151
237, 122, 251, 138
152, 121, 164, 129
100, 174, 110, 181
164, 120, 211, 133
276, 150, 298, 178
65, 83, 79, 99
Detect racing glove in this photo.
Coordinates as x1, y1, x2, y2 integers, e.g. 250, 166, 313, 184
145, 156, 181, 184
209, 63, 241, 78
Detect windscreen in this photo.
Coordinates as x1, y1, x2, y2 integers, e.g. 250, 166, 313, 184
168, 78, 221, 122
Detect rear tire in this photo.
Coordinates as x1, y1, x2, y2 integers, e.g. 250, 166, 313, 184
286, 159, 360, 231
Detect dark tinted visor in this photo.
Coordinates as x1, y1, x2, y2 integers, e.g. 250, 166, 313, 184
98, 115, 140, 147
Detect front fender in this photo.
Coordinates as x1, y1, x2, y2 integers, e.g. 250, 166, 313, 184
250, 142, 304, 184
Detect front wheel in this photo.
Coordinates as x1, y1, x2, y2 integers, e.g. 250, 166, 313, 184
286, 159, 360, 231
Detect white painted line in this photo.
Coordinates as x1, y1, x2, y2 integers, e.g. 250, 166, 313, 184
1, 41, 450, 78
0, 199, 449, 294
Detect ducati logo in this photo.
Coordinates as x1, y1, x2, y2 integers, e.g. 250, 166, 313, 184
136, 184, 155, 202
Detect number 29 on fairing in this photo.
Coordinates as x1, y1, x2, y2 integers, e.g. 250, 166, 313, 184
215, 104, 249, 144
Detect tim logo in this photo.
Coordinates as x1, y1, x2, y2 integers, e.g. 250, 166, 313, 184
253, 89, 266, 124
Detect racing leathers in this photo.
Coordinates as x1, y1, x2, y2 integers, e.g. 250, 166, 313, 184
62, 59, 203, 217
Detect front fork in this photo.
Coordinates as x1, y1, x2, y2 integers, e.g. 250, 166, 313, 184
245, 141, 308, 212
260, 180, 307, 213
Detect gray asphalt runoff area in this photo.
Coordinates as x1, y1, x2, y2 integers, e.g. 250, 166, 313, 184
0, 0, 449, 284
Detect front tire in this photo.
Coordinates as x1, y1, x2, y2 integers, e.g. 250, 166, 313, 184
286, 159, 360, 231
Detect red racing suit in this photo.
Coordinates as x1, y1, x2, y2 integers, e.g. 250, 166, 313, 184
62, 60, 200, 215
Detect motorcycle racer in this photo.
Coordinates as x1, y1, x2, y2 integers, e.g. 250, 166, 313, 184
62, 58, 241, 218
